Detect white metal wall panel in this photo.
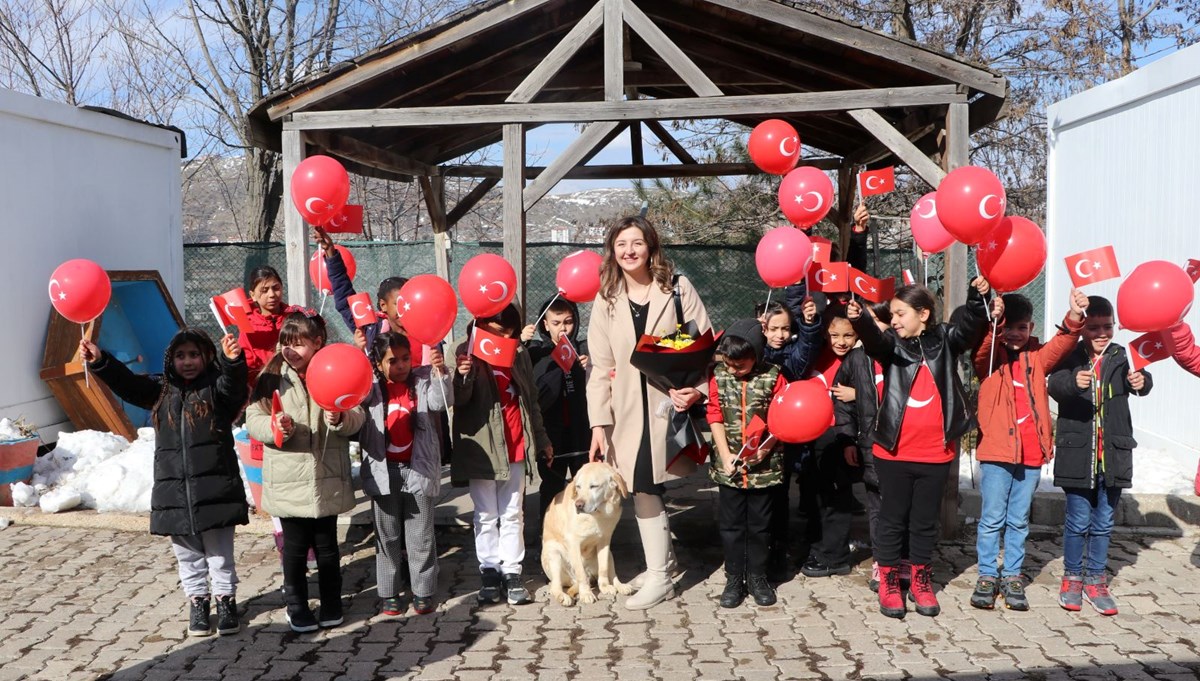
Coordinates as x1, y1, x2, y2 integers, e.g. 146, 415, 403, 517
0, 88, 183, 439
1047, 44, 1200, 454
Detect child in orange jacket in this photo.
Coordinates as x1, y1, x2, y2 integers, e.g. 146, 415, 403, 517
969, 288, 1087, 611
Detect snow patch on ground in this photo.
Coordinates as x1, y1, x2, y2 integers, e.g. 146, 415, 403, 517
959, 447, 1199, 496
26, 428, 256, 514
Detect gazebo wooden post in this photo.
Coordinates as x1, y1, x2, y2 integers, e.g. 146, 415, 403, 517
835, 164, 855, 260
939, 99, 971, 539
281, 128, 311, 307
502, 124, 527, 315
421, 174, 455, 347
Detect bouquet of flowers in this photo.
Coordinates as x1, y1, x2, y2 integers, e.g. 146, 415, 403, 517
628, 321, 718, 473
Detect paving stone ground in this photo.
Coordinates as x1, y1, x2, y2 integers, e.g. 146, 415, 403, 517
2, 478, 1200, 681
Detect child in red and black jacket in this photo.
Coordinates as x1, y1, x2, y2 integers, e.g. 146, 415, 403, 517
1166, 321, 1200, 377
236, 265, 288, 390
847, 277, 999, 619
1048, 295, 1152, 616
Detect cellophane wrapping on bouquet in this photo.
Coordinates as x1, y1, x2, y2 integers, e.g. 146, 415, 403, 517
628, 321, 718, 474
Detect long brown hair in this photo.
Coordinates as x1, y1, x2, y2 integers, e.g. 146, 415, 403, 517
153, 328, 218, 429
598, 216, 675, 305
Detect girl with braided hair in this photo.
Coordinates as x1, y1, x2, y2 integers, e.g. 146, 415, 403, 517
80, 329, 249, 638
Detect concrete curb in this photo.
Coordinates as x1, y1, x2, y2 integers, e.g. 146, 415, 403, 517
958, 488, 1200, 537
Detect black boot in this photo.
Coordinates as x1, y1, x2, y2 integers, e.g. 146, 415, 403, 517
719, 573, 747, 608
187, 595, 212, 637
318, 570, 344, 628
747, 574, 777, 606
283, 584, 318, 633
214, 595, 239, 635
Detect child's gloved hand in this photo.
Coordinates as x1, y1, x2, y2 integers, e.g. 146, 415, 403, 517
220, 334, 242, 360
79, 338, 100, 363
275, 412, 295, 438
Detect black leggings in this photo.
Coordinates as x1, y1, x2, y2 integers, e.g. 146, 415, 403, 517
279, 516, 341, 604
873, 458, 952, 567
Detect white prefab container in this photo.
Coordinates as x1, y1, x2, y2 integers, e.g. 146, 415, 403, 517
0, 88, 183, 441
1046, 43, 1200, 457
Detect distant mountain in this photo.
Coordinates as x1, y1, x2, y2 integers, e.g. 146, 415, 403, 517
181, 154, 640, 244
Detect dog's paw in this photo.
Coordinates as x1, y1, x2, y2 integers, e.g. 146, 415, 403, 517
554, 592, 575, 607
611, 581, 634, 595
577, 589, 598, 605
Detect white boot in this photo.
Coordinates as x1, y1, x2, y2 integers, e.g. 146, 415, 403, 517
625, 511, 676, 610
626, 542, 678, 591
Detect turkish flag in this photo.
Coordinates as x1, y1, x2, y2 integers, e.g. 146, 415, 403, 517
738, 415, 769, 458
859, 166, 895, 196
470, 326, 518, 368
552, 334, 578, 373
271, 390, 285, 448
324, 204, 363, 234
1064, 245, 1120, 288
848, 268, 895, 304
1129, 331, 1170, 371
347, 291, 378, 328
902, 269, 915, 286
1185, 258, 1200, 284
210, 293, 252, 333
811, 235, 832, 264
808, 261, 849, 293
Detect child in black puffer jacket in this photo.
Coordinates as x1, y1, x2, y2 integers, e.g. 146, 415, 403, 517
82, 328, 248, 638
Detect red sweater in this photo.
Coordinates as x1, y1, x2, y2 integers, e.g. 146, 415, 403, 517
237, 306, 287, 390
1169, 322, 1200, 377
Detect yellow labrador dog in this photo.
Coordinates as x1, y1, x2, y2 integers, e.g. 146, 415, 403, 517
541, 462, 633, 606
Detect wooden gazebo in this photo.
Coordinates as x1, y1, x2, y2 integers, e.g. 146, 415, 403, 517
249, 0, 1007, 535
249, 0, 1007, 310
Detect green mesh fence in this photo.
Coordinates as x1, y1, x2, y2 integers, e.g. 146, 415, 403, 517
182, 241, 1045, 345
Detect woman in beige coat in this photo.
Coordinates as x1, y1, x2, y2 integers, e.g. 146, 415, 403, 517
586, 216, 711, 609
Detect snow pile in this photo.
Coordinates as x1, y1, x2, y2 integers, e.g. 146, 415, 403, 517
0, 418, 27, 441
10, 482, 39, 507
959, 446, 1200, 495
31, 429, 154, 513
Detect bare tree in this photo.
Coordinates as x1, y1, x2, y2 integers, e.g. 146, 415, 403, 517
0, 0, 108, 104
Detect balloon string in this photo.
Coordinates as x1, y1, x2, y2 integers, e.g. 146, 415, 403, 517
433, 364, 450, 413
319, 291, 327, 315
81, 324, 90, 389
923, 255, 929, 287
764, 288, 773, 311
988, 315, 998, 377
530, 290, 561, 330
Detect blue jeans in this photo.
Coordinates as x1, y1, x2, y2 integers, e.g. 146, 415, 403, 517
976, 462, 1041, 578
1063, 475, 1122, 576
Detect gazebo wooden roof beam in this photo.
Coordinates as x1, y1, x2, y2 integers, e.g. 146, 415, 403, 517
283, 85, 967, 130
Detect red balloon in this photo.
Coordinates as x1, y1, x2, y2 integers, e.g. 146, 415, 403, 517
48, 259, 111, 323
756, 227, 814, 288
397, 274, 458, 346
306, 343, 374, 413
768, 380, 834, 443
458, 254, 516, 318
975, 216, 1047, 293
291, 155, 350, 226
936, 166, 1006, 245
909, 192, 956, 255
1117, 261, 1195, 333
556, 250, 603, 303
309, 246, 357, 295
778, 167, 833, 228
748, 119, 801, 175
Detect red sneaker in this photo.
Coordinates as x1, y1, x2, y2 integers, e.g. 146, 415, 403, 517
877, 565, 906, 619
1058, 575, 1083, 611
907, 564, 940, 616
1082, 575, 1118, 616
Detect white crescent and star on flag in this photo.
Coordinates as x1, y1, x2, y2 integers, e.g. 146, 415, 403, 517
864, 175, 884, 190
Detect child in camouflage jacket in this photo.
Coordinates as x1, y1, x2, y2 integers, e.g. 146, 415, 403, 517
706, 318, 787, 609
